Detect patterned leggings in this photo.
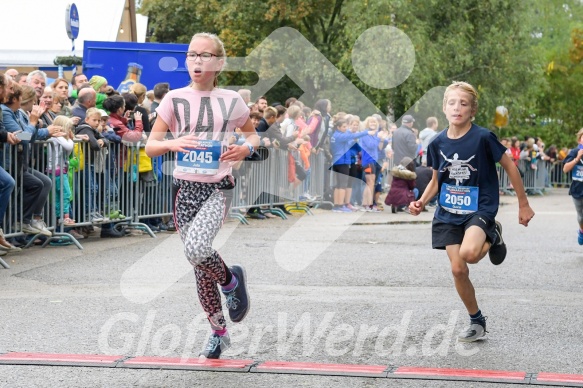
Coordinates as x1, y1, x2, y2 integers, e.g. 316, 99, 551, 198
173, 176, 234, 331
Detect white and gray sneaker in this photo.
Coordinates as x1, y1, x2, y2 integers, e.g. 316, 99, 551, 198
458, 321, 487, 342
199, 333, 231, 359
31, 219, 52, 237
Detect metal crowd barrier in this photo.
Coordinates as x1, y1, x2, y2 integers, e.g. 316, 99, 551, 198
5, 136, 575, 268
56, 139, 155, 247
548, 160, 571, 188
134, 143, 174, 228
497, 158, 570, 196
0, 139, 157, 257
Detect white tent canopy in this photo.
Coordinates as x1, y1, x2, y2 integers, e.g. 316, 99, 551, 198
0, 0, 147, 67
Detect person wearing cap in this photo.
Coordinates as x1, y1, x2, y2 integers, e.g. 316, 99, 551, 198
97, 109, 113, 134
88, 76, 109, 110
392, 114, 418, 169
409, 81, 534, 343
98, 109, 121, 144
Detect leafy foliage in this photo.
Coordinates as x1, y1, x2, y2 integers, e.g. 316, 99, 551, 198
140, 0, 583, 146
53, 56, 83, 66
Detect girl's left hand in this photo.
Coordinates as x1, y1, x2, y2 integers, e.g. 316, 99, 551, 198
220, 144, 251, 162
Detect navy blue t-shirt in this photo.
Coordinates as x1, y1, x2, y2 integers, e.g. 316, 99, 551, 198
427, 123, 506, 225
564, 148, 583, 199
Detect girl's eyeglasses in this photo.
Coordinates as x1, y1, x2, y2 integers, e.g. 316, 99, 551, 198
186, 52, 218, 62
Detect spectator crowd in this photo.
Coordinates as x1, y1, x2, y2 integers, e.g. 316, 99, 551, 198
0, 69, 577, 257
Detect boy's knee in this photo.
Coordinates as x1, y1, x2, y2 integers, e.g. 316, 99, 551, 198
459, 247, 482, 264
451, 263, 469, 279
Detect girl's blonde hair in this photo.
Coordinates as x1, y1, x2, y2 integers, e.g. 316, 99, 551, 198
443, 81, 479, 113
191, 32, 226, 88
53, 115, 74, 136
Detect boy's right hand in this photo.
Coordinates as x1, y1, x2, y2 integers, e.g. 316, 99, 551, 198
409, 200, 424, 216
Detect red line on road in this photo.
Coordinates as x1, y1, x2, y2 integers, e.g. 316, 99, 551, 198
537, 372, 583, 383
394, 366, 526, 380
256, 361, 387, 375
123, 356, 253, 369
2, 351, 583, 386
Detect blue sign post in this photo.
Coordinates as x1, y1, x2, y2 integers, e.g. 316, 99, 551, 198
65, 3, 80, 77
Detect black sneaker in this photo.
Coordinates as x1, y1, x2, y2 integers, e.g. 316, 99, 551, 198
199, 333, 230, 359
458, 318, 487, 342
100, 227, 125, 238
166, 219, 176, 232
489, 221, 507, 265
222, 265, 250, 323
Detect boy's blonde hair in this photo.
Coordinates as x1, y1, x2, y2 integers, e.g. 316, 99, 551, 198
576, 128, 583, 142
52, 115, 74, 136
191, 32, 226, 87
85, 107, 101, 119
264, 106, 278, 119
443, 81, 479, 113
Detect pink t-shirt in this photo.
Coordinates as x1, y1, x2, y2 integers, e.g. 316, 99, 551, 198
156, 87, 250, 183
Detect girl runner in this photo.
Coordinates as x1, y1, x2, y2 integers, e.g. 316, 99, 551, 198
146, 32, 259, 358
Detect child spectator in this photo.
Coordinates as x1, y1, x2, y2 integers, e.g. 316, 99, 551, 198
48, 116, 75, 225
75, 107, 110, 224
360, 116, 383, 212
385, 156, 417, 213
98, 109, 120, 143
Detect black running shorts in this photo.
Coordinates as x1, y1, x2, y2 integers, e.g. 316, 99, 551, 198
432, 213, 498, 250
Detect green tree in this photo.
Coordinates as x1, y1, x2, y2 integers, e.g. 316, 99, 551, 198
140, 0, 349, 104
526, 0, 583, 147
141, 0, 582, 148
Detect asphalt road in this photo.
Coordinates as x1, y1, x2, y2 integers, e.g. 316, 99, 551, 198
1, 188, 581, 387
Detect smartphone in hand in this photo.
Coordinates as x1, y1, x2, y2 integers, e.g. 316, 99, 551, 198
15, 131, 32, 141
